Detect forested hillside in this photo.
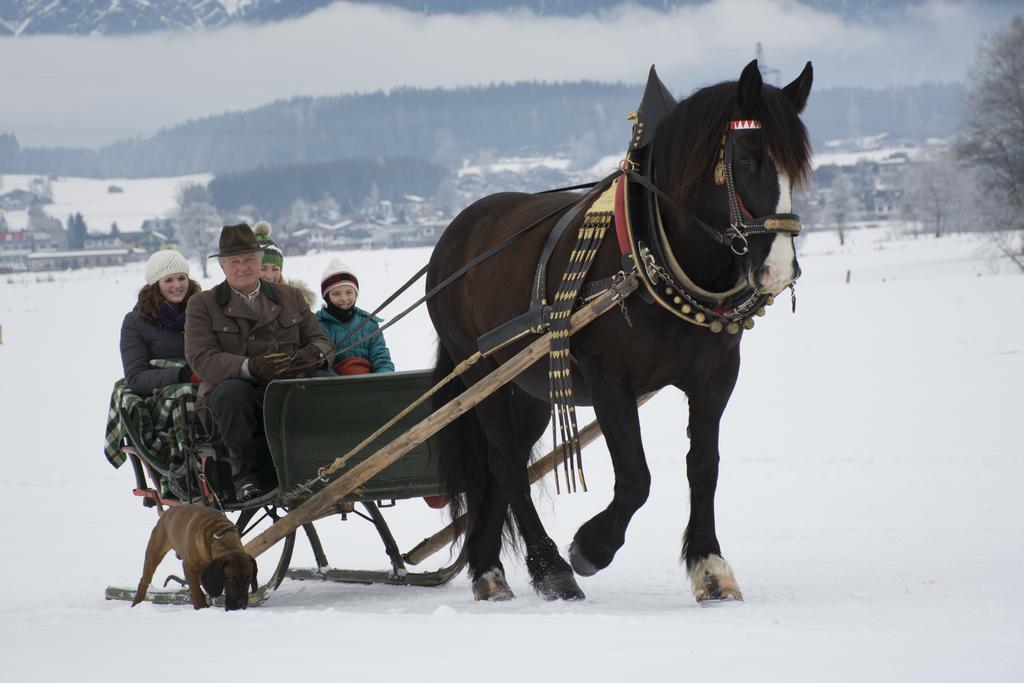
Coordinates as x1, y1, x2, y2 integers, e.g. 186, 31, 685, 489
0, 81, 964, 177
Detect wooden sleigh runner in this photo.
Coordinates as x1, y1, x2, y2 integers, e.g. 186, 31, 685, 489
106, 276, 639, 607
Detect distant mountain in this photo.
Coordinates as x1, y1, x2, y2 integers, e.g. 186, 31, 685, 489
0, 0, 331, 36
0, 80, 965, 178
1, 0, 1018, 36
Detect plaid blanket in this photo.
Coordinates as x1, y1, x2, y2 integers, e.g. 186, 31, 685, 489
103, 359, 198, 469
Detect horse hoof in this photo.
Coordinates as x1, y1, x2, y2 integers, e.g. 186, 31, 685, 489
568, 541, 600, 577
472, 568, 515, 601
534, 572, 586, 601
690, 554, 743, 603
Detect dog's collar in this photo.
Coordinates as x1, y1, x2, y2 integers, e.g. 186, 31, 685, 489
212, 524, 239, 540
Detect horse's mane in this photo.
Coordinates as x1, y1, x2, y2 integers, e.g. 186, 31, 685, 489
651, 80, 813, 215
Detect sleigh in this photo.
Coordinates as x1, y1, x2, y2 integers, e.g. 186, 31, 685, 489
105, 278, 636, 608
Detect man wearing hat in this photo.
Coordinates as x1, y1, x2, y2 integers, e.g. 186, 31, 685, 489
185, 223, 333, 502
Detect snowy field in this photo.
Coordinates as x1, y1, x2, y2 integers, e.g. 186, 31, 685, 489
1, 173, 212, 233
0, 227, 1021, 681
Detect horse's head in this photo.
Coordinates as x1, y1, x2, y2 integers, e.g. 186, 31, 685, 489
652, 60, 813, 298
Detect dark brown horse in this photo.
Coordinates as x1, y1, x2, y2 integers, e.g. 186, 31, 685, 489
427, 60, 813, 602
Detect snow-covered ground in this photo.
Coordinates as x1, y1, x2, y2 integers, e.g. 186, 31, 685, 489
0, 227, 1021, 681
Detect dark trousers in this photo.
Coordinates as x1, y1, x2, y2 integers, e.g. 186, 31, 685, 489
204, 379, 263, 486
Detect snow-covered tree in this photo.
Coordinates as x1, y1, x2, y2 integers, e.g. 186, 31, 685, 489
904, 156, 972, 237
176, 201, 220, 278
826, 173, 854, 246
956, 15, 1024, 269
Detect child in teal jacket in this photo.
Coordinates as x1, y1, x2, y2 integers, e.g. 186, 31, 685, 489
316, 258, 395, 375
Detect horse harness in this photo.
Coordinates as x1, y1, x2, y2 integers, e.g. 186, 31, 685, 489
310, 70, 803, 493
475, 68, 804, 491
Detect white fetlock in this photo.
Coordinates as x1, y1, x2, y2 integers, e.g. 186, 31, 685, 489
690, 554, 743, 602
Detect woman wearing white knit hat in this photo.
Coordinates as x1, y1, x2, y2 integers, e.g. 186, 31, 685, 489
119, 250, 202, 395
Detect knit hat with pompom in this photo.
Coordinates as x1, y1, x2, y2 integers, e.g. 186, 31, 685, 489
254, 221, 284, 268
320, 257, 359, 298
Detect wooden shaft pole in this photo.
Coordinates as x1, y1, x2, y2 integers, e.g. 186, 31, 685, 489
244, 276, 637, 558
402, 391, 656, 566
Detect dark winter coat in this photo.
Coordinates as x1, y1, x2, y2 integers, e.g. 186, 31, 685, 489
119, 308, 186, 396
316, 306, 395, 373
185, 280, 332, 400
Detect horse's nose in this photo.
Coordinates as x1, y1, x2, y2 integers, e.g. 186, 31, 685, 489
759, 262, 801, 284
755, 263, 795, 295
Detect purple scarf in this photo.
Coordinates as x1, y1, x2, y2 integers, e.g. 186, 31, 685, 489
157, 301, 186, 331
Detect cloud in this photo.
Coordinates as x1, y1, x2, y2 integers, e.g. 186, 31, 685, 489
0, 0, 1012, 148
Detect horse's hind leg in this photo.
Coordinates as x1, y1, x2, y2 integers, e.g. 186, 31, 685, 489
475, 385, 585, 601
466, 477, 515, 601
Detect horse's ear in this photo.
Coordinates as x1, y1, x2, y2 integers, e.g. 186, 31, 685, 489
737, 59, 763, 115
782, 61, 813, 114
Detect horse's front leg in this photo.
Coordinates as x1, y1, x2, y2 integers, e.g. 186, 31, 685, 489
568, 378, 651, 577
677, 349, 743, 603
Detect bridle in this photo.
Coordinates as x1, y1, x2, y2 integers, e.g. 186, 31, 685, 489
690, 118, 802, 257
614, 114, 802, 334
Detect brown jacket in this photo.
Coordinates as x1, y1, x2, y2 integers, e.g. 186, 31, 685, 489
185, 280, 332, 399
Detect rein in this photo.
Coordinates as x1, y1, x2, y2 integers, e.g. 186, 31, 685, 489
296, 183, 613, 373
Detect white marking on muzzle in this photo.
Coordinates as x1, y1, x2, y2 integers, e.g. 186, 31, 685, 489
757, 169, 797, 295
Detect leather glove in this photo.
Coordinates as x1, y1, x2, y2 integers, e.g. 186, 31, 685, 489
284, 345, 326, 379
250, 352, 292, 383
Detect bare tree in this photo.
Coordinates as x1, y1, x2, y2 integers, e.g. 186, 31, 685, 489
904, 154, 973, 237
176, 201, 220, 279
173, 181, 220, 277
956, 16, 1024, 265
826, 172, 854, 246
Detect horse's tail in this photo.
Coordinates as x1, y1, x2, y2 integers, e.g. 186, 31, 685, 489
429, 341, 516, 549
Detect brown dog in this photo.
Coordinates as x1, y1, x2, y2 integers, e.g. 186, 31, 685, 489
132, 504, 258, 610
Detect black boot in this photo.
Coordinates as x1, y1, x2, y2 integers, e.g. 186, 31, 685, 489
228, 446, 262, 502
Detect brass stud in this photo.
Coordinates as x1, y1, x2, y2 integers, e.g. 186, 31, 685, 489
665, 287, 674, 295
709, 320, 724, 333
695, 312, 706, 323
726, 322, 740, 335
755, 307, 766, 317
673, 296, 682, 305
681, 304, 692, 314
743, 318, 755, 330
766, 294, 775, 306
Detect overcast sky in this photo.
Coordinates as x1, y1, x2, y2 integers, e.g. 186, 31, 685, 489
0, 0, 1015, 148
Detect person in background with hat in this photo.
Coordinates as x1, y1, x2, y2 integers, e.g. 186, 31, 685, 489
316, 257, 395, 376
185, 223, 333, 502
253, 220, 318, 309
120, 249, 201, 396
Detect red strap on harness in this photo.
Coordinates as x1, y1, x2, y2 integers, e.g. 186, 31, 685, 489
614, 176, 631, 256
